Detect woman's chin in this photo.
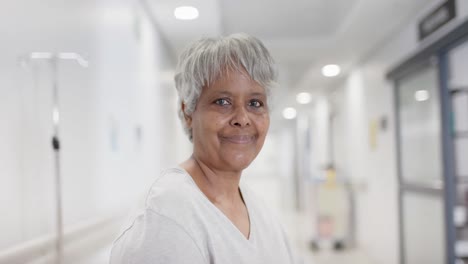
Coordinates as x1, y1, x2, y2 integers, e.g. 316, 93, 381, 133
221, 153, 258, 171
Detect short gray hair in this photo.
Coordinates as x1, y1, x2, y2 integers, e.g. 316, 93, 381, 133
174, 33, 277, 141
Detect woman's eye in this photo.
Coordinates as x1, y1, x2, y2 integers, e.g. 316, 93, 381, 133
214, 98, 230, 106
249, 99, 264, 108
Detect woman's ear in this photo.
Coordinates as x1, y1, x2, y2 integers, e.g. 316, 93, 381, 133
181, 102, 192, 127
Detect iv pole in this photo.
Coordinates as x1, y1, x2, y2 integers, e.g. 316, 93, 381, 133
22, 52, 88, 264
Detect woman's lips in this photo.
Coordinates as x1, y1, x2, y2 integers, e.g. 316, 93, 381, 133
220, 135, 255, 144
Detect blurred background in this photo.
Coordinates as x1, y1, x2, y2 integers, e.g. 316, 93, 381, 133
1, 0, 468, 263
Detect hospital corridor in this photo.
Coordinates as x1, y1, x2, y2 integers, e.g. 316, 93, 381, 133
2, 0, 468, 263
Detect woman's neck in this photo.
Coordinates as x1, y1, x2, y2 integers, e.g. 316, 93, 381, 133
180, 156, 243, 205
180, 155, 251, 239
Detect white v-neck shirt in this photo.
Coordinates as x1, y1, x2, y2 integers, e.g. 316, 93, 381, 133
110, 168, 296, 264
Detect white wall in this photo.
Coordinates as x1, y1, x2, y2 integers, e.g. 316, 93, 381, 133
313, 97, 331, 168
0, 0, 182, 259
322, 0, 468, 263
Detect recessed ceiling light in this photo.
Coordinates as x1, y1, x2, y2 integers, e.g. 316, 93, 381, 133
296, 92, 312, 104
282, 107, 297, 120
414, 90, 430, 102
174, 6, 199, 20
322, 64, 341, 77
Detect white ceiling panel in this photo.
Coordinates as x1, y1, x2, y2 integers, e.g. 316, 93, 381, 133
221, 0, 359, 39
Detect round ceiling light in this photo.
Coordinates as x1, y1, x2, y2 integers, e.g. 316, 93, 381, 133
296, 92, 312, 104
174, 6, 199, 20
322, 64, 341, 77
282, 107, 297, 120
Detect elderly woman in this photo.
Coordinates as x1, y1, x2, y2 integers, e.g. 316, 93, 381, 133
110, 33, 295, 264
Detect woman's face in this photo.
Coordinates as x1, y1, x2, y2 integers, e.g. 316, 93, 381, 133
186, 69, 270, 172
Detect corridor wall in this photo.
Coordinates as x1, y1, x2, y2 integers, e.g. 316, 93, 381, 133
0, 0, 183, 261
326, 0, 468, 264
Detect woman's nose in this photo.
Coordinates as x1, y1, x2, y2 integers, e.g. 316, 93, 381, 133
230, 106, 250, 127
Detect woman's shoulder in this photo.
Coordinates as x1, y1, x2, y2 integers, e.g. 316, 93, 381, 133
143, 167, 204, 219
111, 168, 209, 263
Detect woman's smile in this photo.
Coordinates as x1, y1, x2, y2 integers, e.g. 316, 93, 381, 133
220, 134, 256, 144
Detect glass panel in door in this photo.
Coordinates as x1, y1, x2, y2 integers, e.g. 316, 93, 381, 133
398, 64, 443, 185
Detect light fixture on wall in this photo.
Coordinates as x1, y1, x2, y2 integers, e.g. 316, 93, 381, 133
322, 64, 341, 77
282, 107, 297, 119
296, 92, 312, 104
414, 90, 430, 102
174, 6, 199, 20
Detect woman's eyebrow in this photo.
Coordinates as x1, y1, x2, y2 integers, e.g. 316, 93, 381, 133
217, 91, 232, 95
208, 91, 232, 97
250, 92, 266, 97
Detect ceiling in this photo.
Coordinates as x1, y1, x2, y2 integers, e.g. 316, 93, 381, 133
145, 0, 429, 105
